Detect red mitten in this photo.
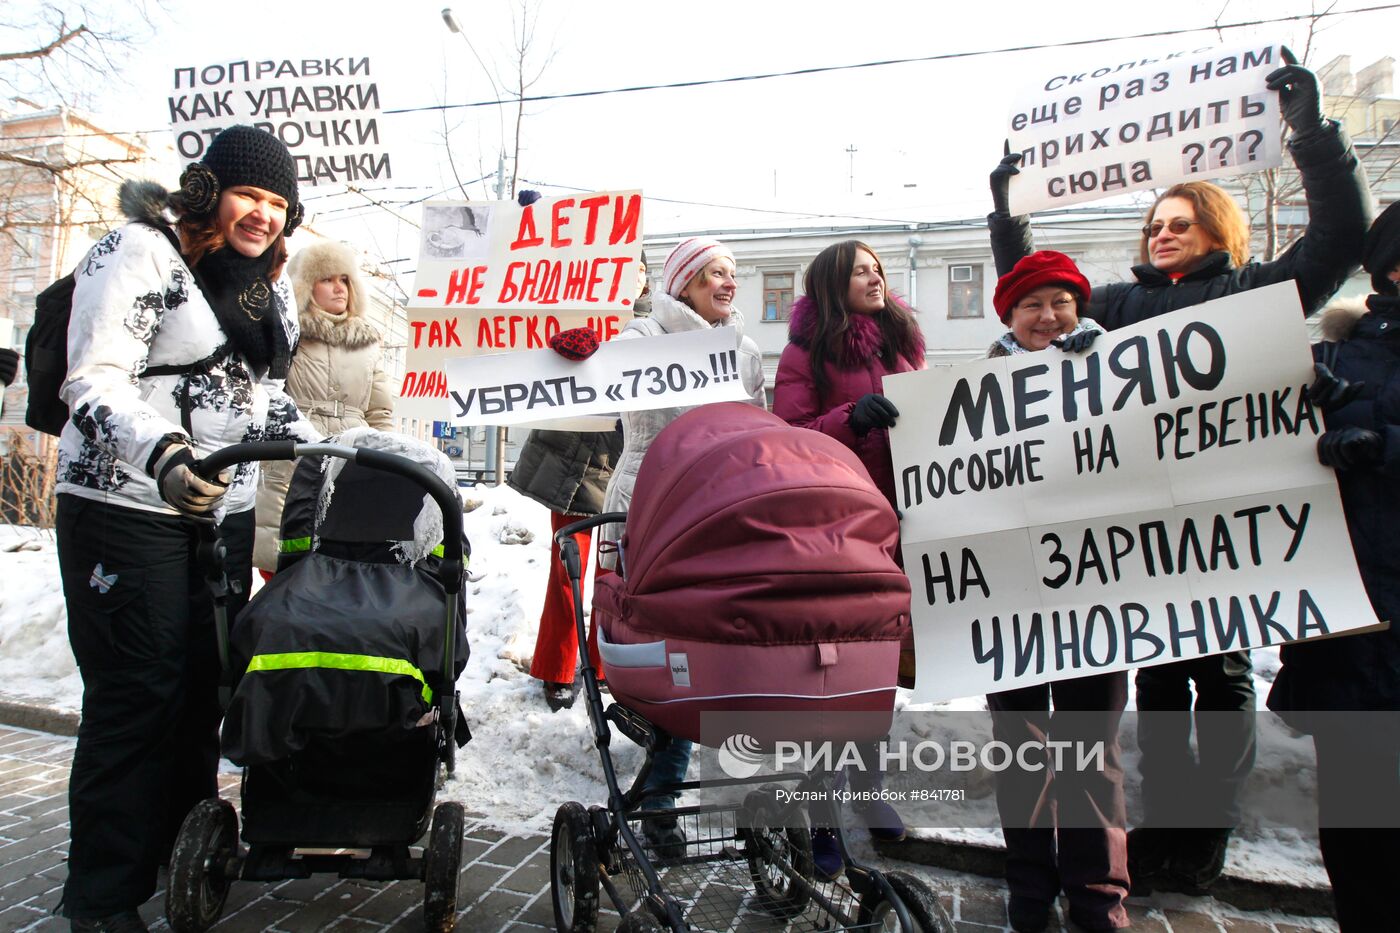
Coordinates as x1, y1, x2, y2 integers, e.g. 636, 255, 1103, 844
550, 327, 599, 360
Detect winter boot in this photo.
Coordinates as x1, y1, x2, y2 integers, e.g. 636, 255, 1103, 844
1007, 895, 1052, 933
542, 679, 579, 711
854, 797, 906, 842
639, 796, 687, 861
1168, 827, 1231, 892
70, 910, 149, 933
810, 828, 844, 880
1126, 826, 1172, 894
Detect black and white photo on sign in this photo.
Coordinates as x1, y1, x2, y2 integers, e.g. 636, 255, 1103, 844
421, 204, 491, 261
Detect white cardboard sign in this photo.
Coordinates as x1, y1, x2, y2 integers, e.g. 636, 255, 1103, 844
167, 55, 389, 187
1007, 42, 1285, 214
444, 326, 750, 427
883, 283, 1380, 702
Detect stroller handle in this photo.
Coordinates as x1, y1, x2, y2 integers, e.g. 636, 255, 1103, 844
195, 441, 467, 595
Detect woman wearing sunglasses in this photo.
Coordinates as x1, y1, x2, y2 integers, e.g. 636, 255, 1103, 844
988, 58, 1370, 330
985, 58, 1372, 910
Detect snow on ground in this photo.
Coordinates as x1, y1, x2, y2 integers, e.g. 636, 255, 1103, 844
0, 489, 1327, 883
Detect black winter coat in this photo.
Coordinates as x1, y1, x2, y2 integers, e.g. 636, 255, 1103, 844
508, 428, 623, 516
1268, 295, 1400, 715
989, 123, 1372, 327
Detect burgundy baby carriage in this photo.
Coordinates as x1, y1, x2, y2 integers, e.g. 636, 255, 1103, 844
547, 403, 950, 932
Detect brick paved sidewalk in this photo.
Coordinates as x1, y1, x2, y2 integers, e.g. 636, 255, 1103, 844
0, 726, 1336, 933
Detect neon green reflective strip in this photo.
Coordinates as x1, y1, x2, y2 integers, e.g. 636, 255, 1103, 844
430, 543, 470, 567
245, 652, 432, 703
278, 536, 312, 554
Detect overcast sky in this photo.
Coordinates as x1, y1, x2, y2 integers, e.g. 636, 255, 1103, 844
13, 0, 1400, 282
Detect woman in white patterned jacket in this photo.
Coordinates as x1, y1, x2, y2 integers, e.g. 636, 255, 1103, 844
54, 125, 320, 933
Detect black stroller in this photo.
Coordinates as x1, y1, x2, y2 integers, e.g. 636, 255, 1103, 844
163, 438, 470, 933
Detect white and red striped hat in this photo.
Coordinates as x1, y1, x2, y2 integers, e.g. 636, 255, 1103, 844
662, 236, 735, 298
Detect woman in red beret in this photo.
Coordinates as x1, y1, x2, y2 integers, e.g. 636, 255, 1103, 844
985, 251, 1129, 933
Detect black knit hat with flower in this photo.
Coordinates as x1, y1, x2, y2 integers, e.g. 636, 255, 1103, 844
175, 125, 303, 380
177, 124, 303, 234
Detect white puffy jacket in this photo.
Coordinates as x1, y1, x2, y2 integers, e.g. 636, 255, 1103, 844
56, 223, 321, 516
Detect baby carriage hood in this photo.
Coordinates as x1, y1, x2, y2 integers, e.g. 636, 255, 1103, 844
318, 426, 457, 564
594, 402, 910, 743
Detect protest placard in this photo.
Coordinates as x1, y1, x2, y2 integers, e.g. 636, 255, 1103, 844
883, 283, 1380, 702
1006, 42, 1285, 215
167, 56, 389, 188
409, 191, 642, 312
444, 326, 750, 427
401, 190, 643, 412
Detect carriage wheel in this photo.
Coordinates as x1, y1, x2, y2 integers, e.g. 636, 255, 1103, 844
550, 802, 600, 933
165, 798, 237, 933
423, 802, 465, 932
856, 871, 954, 932
740, 787, 812, 919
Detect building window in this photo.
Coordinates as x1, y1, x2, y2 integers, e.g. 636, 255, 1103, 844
948, 264, 984, 318
762, 272, 794, 322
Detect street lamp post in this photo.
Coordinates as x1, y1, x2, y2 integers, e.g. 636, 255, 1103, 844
441, 6, 510, 484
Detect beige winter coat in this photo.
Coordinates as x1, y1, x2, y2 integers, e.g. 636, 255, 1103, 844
253, 242, 394, 571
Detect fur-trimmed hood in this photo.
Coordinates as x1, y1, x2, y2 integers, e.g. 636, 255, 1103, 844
119, 179, 175, 228
288, 240, 380, 349
786, 294, 924, 367
1317, 296, 1371, 342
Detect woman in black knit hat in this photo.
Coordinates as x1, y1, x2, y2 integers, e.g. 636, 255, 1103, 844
54, 125, 320, 932
1266, 200, 1400, 931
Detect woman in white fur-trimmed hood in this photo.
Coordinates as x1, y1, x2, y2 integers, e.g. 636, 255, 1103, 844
253, 239, 394, 573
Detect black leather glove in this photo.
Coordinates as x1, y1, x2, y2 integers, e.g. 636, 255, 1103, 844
990, 150, 1022, 215
1317, 427, 1383, 471
1307, 361, 1364, 412
517, 189, 542, 207
1266, 49, 1323, 136
0, 348, 17, 387
1053, 329, 1101, 354
849, 393, 899, 436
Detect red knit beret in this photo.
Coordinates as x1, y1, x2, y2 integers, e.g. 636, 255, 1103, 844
992, 251, 1092, 322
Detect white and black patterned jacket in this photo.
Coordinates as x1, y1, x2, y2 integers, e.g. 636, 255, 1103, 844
56, 223, 322, 516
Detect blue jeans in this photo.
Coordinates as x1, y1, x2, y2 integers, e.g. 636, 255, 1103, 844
641, 738, 693, 804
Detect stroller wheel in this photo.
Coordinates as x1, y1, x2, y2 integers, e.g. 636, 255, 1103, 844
616, 906, 666, 931
740, 786, 813, 919
856, 870, 954, 932
423, 802, 465, 932
550, 802, 600, 933
165, 797, 237, 933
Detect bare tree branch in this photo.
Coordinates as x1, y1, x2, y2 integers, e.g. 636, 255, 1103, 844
0, 22, 89, 64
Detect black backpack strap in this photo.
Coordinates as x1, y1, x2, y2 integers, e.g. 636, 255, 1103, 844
140, 342, 231, 434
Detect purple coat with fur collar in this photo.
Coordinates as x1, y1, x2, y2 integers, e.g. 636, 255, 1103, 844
774, 296, 925, 507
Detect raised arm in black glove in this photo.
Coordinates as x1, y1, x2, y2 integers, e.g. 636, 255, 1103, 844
1308, 361, 1364, 412
990, 150, 1023, 215
849, 393, 900, 436
1317, 427, 1383, 470
1265, 48, 1324, 136
0, 348, 17, 387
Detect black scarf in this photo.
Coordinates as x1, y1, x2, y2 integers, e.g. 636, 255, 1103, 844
193, 246, 290, 380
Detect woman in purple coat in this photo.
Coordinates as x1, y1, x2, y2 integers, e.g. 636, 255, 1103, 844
774, 240, 925, 510
773, 239, 925, 876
